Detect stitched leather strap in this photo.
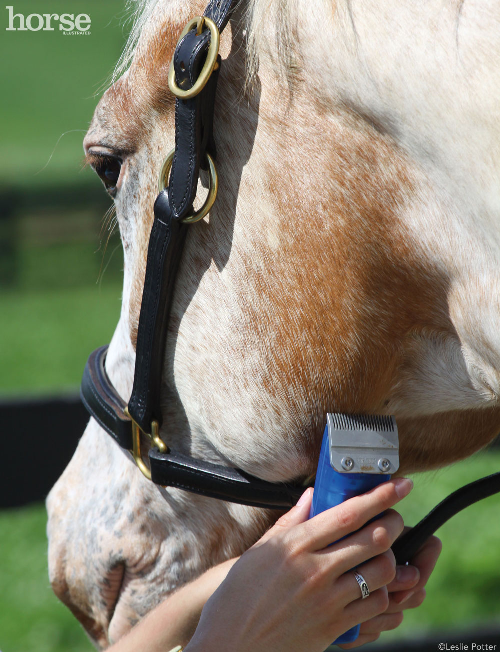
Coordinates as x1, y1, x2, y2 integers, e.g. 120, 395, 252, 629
81, 346, 133, 450
205, 0, 235, 31
149, 448, 305, 509
80, 346, 308, 509
127, 9, 224, 431
126, 195, 187, 430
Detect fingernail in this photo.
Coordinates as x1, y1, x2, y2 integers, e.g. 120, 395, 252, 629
297, 487, 312, 507
394, 478, 413, 498
396, 565, 419, 584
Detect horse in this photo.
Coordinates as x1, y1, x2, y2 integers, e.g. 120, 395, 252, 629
46, 0, 500, 647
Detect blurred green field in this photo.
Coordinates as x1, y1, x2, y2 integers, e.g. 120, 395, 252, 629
0, 2, 128, 649
0, 0, 128, 190
0, 504, 92, 652
1, 201, 123, 392
388, 452, 500, 640
0, 0, 128, 392
0, 283, 122, 393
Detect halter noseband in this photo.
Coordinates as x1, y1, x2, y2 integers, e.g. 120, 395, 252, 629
81, 0, 500, 564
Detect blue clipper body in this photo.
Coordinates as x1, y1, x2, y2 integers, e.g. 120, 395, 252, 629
308, 414, 399, 646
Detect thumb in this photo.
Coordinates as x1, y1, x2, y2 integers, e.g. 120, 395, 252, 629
258, 488, 314, 544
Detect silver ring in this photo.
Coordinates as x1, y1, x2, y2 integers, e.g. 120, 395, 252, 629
353, 571, 370, 599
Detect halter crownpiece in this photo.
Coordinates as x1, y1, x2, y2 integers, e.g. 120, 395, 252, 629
81, 0, 500, 563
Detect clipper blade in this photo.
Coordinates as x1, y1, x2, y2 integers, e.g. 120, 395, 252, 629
327, 413, 399, 474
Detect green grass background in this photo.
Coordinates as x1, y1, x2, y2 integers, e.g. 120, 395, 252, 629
0, 0, 128, 190
0, 2, 126, 650
0, 1, 499, 651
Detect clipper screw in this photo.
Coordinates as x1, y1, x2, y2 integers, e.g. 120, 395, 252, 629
378, 458, 391, 472
341, 457, 355, 471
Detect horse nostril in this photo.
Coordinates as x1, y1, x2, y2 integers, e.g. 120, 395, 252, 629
102, 562, 126, 624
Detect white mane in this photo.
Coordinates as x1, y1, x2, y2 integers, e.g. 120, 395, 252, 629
113, 0, 328, 87
113, 0, 161, 81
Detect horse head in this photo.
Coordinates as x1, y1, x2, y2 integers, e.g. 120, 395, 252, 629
47, 0, 500, 647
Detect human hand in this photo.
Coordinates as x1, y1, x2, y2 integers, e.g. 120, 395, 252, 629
339, 528, 442, 648
185, 478, 413, 652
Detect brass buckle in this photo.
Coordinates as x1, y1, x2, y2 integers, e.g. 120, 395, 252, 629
168, 16, 220, 100
124, 407, 168, 480
158, 149, 218, 223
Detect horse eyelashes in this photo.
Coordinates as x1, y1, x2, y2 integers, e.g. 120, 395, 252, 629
90, 155, 122, 195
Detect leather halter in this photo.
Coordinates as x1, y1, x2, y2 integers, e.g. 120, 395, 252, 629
81, 0, 500, 563
81, 0, 307, 511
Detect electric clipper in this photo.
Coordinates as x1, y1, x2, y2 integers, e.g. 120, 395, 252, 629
309, 413, 399, 646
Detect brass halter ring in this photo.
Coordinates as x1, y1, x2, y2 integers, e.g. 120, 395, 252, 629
168, 16, 220, 100
158, 149, 218, 223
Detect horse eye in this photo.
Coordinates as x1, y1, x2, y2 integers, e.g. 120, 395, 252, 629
92, 156, 122, 195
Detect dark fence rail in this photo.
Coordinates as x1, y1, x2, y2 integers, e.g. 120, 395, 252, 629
0, 183, 117, 289
0, 393, 88, 507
